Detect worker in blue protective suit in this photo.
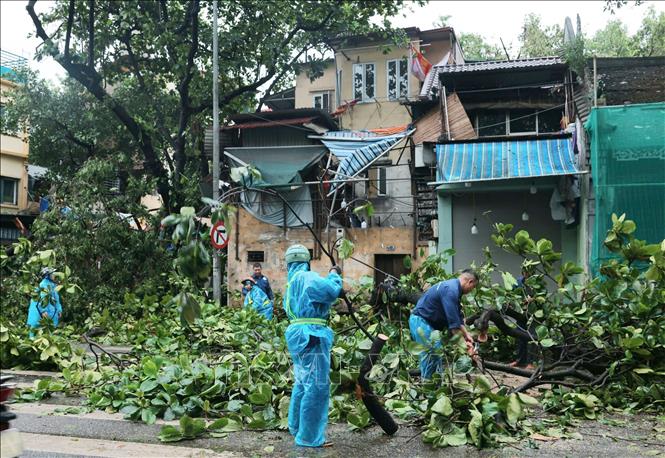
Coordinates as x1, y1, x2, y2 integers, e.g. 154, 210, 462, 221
241, 263, 274, 301
283, 244, 343, 448
409, 269, 479, 379
27, 267, 62, 331
242, 278, 273, 320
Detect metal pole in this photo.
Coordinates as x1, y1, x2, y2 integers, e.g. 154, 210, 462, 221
442, 86, 451, 140
212, 0, 221, 306
593, 56, 597, 107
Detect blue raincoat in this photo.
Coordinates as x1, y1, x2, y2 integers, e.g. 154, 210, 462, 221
243, 285, 273, 320
283, 262, 342, 447
27, 277, 62, 329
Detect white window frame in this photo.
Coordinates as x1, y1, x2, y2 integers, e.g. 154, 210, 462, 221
474, 110, 543, 137
353, 62, 376, 102
386, 58, 410, 101
0, 176, 19, 206
312, 91, 331, 112
376, 167, 388, 196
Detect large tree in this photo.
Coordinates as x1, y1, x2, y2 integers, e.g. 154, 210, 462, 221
25, 0, 410, 211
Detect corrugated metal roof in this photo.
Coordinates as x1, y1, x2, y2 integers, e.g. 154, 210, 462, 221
438, 56, 565, 74
223, 116, 316, 130
434, 136, 580, 184
421, 57, 566, 99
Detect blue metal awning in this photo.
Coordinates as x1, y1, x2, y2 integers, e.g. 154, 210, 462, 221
434, 137, 582, 184
320, 129, 414, 195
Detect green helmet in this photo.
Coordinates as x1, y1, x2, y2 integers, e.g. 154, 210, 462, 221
285, 244, 310, 264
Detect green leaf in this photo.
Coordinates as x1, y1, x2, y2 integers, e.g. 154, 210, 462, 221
632, 367, 654, 374
540, 338, 556, 348
443, 425, 467, 446
143, 360, 158, 377
431, 395, 453, 416
517, 393, 539, 406
337, 238, 355, 260
140, 379, 159, 393
501, 271, 517, 290
180, 207, 195, 217
158, 425, 183, 442
468, 409, 483, 447
506, 393, 522, 426
141, 408, 157, 425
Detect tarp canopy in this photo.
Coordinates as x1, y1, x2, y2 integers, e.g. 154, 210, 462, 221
433, 136, 581, 184
225, 146, 326, 186
319, 128, 413, 195
225, 146, 326, 227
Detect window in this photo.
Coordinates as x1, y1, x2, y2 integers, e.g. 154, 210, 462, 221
313, 92, 330, 112
387, 58, 409, 100
0, 177, 18, 205
377, 167, 387, 196
509, 109, 537, 134
247, 251, 264, 263
476, 111, 506, 137
473, 109, 563, 137
353, 63, 375, 102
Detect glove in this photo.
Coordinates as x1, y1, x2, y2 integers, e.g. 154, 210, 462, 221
329, 265, 342, 275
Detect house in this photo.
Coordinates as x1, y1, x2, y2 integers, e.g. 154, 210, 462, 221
418, 56, 588, 278
0, 50, 41, 243
207, 26, 468, 295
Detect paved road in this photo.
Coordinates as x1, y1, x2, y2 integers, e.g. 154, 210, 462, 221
4, 370, 665, 457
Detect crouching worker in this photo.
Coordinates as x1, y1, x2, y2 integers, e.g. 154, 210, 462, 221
409, 269, 479, 379
283, 244, 342, 447
242, 278, 274, 320
27, 267, 62, 333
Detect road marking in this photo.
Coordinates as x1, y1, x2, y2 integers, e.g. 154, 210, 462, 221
20, 432, 239, 457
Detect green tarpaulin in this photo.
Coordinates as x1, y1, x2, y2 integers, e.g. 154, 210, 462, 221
225, 146, 327, 227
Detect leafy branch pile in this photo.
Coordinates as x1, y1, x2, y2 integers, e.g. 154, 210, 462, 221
1, 215, 663, 449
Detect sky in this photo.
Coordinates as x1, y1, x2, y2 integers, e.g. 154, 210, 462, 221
1, 0, 662, 84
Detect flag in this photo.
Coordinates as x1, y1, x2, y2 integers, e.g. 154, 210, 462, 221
410, 45, 432, 82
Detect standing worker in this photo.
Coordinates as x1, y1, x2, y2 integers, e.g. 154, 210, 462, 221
241, 263, 274, 302
242, 278, 274, 320
409, 269, 479, 378
283, 244, 342, 448
27, 267, 62, 331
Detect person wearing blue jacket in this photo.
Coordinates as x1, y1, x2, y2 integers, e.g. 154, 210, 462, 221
241, 263, 274, 301
27, 267, 62, 330
409, 269, 479, 378
242, 278, 274, 320
283, 244, 342, 448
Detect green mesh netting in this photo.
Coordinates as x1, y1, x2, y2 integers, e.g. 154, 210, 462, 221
586, 102, 665, 274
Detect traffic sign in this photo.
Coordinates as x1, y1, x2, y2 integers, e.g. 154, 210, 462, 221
210, 220, 229, 249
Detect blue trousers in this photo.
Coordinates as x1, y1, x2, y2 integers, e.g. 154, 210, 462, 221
409, 314, 442, 379
287, 335, 331, 447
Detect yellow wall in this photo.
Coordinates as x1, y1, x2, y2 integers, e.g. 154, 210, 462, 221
226, 208, 425, 304
294, 36, 451, 131
1, 78, 30, 214
294, 61, 337, 110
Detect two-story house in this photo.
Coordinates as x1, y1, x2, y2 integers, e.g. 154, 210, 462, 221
418, 57, 588, 278
1, 50, 40, 243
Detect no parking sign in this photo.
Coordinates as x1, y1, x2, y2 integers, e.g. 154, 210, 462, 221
210, 220, 229, 249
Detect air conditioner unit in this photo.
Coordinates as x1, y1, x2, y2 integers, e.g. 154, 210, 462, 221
415, 144, 425, 168
415, 144, 436, 167
336, 228, 345, 241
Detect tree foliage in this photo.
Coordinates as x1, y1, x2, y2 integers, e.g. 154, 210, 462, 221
24, 0, 411, 212
459, 33, 504, 61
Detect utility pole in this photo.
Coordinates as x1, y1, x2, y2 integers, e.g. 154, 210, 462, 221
212, 0, 221, 306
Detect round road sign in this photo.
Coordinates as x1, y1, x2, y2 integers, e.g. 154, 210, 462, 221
210, 220, 229, 249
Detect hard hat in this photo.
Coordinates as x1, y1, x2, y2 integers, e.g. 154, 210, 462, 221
40, 267, 55, 278
285, 244, 311, 264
